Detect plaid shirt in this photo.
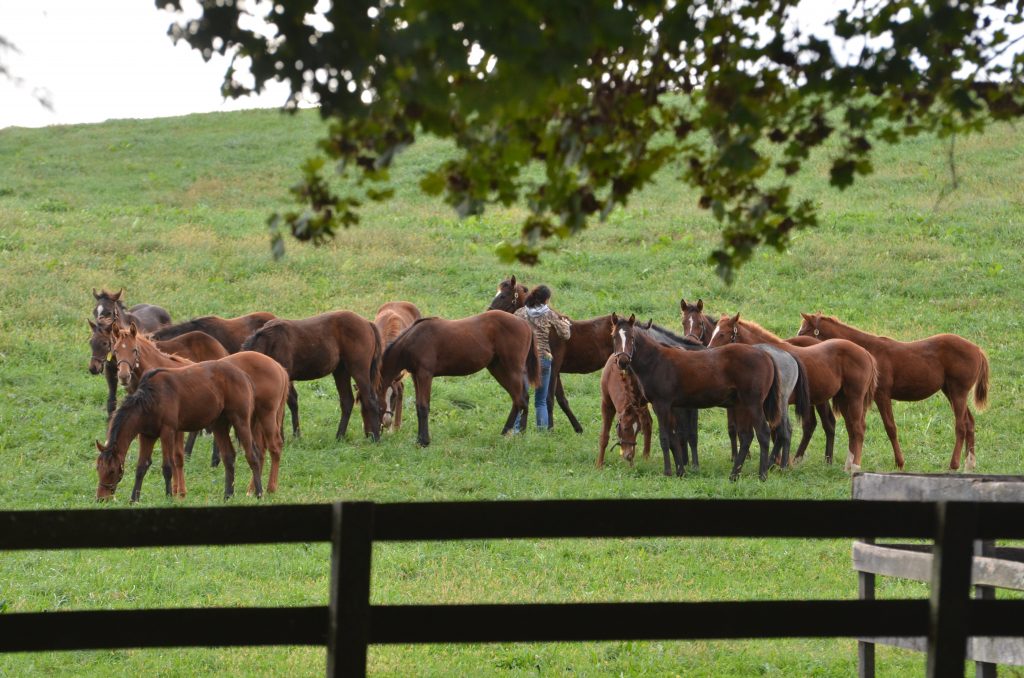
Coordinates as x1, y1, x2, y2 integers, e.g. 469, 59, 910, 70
515, 306, 571, 358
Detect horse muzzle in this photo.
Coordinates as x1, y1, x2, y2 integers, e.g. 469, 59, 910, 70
88, 359, 104, 375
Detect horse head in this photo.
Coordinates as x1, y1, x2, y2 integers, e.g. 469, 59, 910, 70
680, 297, 710, 345
797, 312, 826, 338
109, 322, 142, 387
488, 275, 528, 313
610, 312, 637, 370
95, 441, 124, 501
92, 288, 127, 325
708, 313, 742, 347
87, 318, 117, 375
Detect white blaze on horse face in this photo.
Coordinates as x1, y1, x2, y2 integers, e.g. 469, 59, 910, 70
632, 421, 639, 433
618, 328, 628, 354
687, 317, 694, 336
96, 305, 104, 317
709, 325, 721, 345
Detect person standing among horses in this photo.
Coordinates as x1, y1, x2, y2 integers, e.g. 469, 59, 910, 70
514, 285, 571, 431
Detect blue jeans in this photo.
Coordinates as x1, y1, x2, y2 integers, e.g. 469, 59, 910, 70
514, 356, 553, 432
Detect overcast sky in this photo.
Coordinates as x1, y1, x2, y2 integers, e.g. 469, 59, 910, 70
0, 0, 291, 130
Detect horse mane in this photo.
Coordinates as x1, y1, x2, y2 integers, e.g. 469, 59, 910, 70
134, 332, 191, 366
643, 323, 705, 351
240, 319, 282, 352
738, 318, 785, 343
106, 374, 162, 449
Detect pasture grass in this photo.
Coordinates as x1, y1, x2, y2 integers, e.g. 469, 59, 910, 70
0, 107, 1022, 676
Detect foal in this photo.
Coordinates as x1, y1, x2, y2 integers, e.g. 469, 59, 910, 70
96, 362, 260, 501
92, 287, 172, 333
373, 301, 422, 431
597, 354, 652, 468
797, 313, 990, 470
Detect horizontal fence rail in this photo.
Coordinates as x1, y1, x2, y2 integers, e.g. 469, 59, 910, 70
3, 499, 1024, 677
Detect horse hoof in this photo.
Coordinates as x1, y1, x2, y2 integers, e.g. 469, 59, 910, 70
759, 473, 768, 482
690, 464, 700, 473
965, 454, 977, 471
729, 473, 739, 482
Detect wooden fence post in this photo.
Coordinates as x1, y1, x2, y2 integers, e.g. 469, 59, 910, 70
858, 536, 876, 678
927, 502, 977, 678
327, 501, 375, 678
974, 539, 997, 678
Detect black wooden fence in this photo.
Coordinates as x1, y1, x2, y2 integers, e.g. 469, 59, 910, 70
3, 499, 1024, 677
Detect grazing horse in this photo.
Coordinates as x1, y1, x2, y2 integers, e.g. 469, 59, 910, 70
95, 362, 260, 502
373, 301, 422, 431
797, 312, 990, 471
682, 299, 838, 463
102, 320, 231, 464
241, 311, 383, 441
92, 288, 172, 333
640, 322, 705, 470
379, 311, 540, 446
597, 354, 652, 468
710, 314, 879, 472
152, 312, 276, 354
612, 313, 784, 481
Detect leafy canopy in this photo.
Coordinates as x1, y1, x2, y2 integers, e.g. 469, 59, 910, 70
159, 0, 1024, 280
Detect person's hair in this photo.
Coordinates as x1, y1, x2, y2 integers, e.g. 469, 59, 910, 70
524, 285, 551, 308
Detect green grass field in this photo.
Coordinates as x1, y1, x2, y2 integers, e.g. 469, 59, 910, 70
0, 108, 1022, 676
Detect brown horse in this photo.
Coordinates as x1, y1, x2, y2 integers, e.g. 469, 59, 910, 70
92, 288, 172, 333
710, 314, 879, 472
379, 311, 540, 446
612, 313, 784, 480
373, 301, 422, 431
241, 311, 383, 441
597, 355, 652, 468
152, 312, 276, 354
489, 275, 616, 433
95, 361, 260, 502
681, 299, 839, 463
797, 312, 990, 471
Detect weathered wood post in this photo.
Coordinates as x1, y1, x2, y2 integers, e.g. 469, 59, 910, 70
927, 502, 976, 678
327, 501, 375, 678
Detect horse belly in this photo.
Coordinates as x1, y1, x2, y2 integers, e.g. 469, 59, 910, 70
889, 355, 944, 401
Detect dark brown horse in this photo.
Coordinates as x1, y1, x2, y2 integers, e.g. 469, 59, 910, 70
797, 313, 990, 471
597, 355, 652, 468
151, 311, 276, 354
682, 299, 838, 463
379, 311, 540, 446
92, 288, 172, 333
710, 314, 879, 472
612, 313, 784, 481
95, 361, 260, 502
241, 311, 383, 441
489, 275, 616, 433
373, 301, 422, 431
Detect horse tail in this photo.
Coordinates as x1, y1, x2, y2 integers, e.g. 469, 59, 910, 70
369, 321, 383, 393
974, 349, 990, 411
792, 354, 813, 428
525, 336, 541, 388
762, 361, 784, 429
837, 349, 879, 415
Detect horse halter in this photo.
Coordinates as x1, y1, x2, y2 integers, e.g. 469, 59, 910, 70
798, 317, 821, 337
115, 345, 141, 380
684, 315, 707, 343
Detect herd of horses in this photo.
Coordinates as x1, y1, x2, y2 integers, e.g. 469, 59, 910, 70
86, 278, 990, 501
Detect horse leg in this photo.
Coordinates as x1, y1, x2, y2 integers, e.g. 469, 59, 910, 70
778, 413, 793, 469
553, 373, 584, 434
875, 395, 906, 470
210, 430, 220, 468
792, 403, 817, 464
351, 368, 381, 442
945, 390, 970, 471
130, 436, 156, 503
184, 430, 198, 459
686, 408, 699, 472
726, 408, 738, 462
597, 396, 614, 468
332, 368, 355, 441
840, 396, 867, 473
287, 381, 300, 438
651, 403, 676, 477
965, 409, 977, 471
213, 424, 237, 500
248, 420, 267, 496
172, 430, 186, 498
229, 413, 262, 499
267, 417, 283, 493
754, 414, 772, 482
412, 372, 433, 447
730, 418, 754, 482
393, 381, 404, 431
104, 361, 119, 420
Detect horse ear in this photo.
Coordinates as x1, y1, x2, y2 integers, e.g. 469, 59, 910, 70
129, 322, 138, 337
644, 318, 653, 329
510, 275, 516, 286
731, 312, 741, 323
627, 313, 635, 325
611, 312, 619, 324
92, 287, 101, 299
679, 298, 687, 310
696, 299, 703, 311
88, 319, 97, 331
112, 288, 123, 301
95, 440, 105, 452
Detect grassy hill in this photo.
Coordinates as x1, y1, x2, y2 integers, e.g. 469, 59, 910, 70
0, 108, 1021, 676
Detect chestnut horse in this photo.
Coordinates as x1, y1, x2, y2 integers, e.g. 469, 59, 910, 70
241, 311, 383, 441
797, 313, 990, 471
597, 354, 652, 468
96, 361, 260, 501
379, 311, 540, 446
682, 299, 839, 463
92, 288, 172, 333
710, 314, 879, 472
373, 301, 422, 431
612, 313, 784, 481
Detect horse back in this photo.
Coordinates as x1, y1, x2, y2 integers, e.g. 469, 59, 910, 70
155, 331, 229, 362
561, 314, 614, 374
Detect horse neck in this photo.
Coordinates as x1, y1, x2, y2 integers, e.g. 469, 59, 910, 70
738, 321, 781, 344
137, 337, 185, 371
822, 318, 875, 343
380, 341, 406, 385
107, 405, 143, 463
618, 368, 643, 411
